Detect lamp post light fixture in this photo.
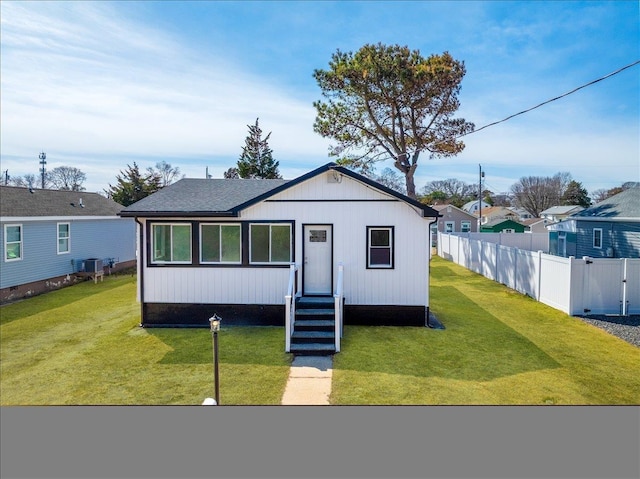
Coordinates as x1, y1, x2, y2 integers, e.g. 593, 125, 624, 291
209, 314, 222, 405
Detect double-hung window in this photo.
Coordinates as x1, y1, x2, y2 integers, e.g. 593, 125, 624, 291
593, 228, 603, 249
250, 223, 291, 264
445, 221, 454, 233
200, 224, 241, 264
57, 223, 70, 254
367, 226, 394, 269
152, 223, 192, 264
461, 221, 471, 233
4, 224, 22, 261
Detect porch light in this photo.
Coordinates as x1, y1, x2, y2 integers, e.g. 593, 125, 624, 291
209, 314, 222, 405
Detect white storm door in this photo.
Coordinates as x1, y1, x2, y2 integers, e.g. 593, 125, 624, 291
303, 225, 332, 295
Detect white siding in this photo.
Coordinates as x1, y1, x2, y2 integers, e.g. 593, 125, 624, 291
140, 173, 434, 307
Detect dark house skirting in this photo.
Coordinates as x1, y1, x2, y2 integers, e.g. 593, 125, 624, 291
141, 303, 428, 327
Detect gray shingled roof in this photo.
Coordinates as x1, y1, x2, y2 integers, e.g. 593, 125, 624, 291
120, 178, 289, 215
572, 188, 640, 220
0, 186, 125, 217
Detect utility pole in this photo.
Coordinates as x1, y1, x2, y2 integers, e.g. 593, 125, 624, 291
39, 152, 47, 189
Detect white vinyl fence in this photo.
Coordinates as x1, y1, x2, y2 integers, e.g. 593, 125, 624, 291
437, 232, 640, 316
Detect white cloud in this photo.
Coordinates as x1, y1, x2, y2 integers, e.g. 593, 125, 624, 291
0, 1, 330, 191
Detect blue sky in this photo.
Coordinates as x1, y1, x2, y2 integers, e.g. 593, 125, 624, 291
1, 1, 638, 196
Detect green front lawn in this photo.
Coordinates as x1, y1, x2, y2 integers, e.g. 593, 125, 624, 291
330, 257, 640, 404
2, 257, 639, 405
0, 275, 290, 405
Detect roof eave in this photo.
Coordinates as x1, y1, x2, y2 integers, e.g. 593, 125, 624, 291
119, 211, 237, 218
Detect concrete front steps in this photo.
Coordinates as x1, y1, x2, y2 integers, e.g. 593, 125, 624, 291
290, 296, 336, 356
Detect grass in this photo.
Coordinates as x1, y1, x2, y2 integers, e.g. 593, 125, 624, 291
2, 257, 639, 405
0, 275, 291, 405
330, 257, 640, 404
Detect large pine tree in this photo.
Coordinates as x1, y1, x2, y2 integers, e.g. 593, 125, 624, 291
236, 118, 282, 179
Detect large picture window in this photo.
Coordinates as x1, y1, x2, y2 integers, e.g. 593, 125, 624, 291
367, 226, 394, 269
200, 224, 241, 263
57, 223, 70, 254
250, 223, 291, 264
152, 223, 192, 263
4, 224, 22, 262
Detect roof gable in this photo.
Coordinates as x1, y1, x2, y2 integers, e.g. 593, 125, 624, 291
120, 163, 440, 218
0, 186, 125, 218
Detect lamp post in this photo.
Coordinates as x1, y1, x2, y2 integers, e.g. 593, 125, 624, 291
209, 314, 222, 405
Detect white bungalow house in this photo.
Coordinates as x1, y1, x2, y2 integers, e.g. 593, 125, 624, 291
120, 163, 441, 355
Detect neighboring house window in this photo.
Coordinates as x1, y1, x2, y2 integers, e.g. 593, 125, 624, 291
152, 223, 192, 263
503, 229, 515, 233
57, 223, 70, 254
4, 224, 22, 261
461, 221, 471, 233
200, 224, 241, 264
249, 223, 292, 264
367, 226, 394, 269
593, 228, 603, 249
444, 221, 454, 233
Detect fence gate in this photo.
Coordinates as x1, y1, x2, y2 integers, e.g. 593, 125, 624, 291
580, 258, 626, 315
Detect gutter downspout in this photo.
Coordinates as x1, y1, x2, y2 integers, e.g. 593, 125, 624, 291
135, 217, 145, 327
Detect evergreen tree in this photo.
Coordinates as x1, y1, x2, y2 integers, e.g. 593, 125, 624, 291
561, 180, 591, 207
105, 163, 161, 206
237, 118, 282, 179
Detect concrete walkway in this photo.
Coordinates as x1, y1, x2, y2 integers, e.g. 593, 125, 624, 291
280, 355, 333, 405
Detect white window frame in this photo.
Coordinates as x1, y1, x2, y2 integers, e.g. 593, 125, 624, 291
367, 226, 394, 269
57, 222, 70, 255
249, 223, 292, 265
593, 228, 603, 249
200, 223, 242, 264
4, 224, 23, 262
151, 223, 192, 264
444, 221, 454, 233
461, 221, 471, 233
503, 228, 515, 234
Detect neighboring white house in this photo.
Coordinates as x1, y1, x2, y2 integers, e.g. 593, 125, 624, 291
462, 199, 490, 214
540, 205, 584, 223
120, 163, 441, 354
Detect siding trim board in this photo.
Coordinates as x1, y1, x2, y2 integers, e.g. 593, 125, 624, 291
141, 303, 427, 327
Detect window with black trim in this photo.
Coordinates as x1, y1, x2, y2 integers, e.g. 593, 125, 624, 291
151, 223, 192, 263
57, 223, 70, 254
249, 223, 292, 264
367, 226, 393, 268
200, 223, 241, 264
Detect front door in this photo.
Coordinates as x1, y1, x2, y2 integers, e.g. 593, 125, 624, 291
303, 224, 332, 295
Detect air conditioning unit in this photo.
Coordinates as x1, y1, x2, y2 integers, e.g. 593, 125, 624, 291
84, 258, 103, 273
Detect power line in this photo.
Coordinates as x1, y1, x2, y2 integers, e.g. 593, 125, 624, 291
463, 60, 640, 138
